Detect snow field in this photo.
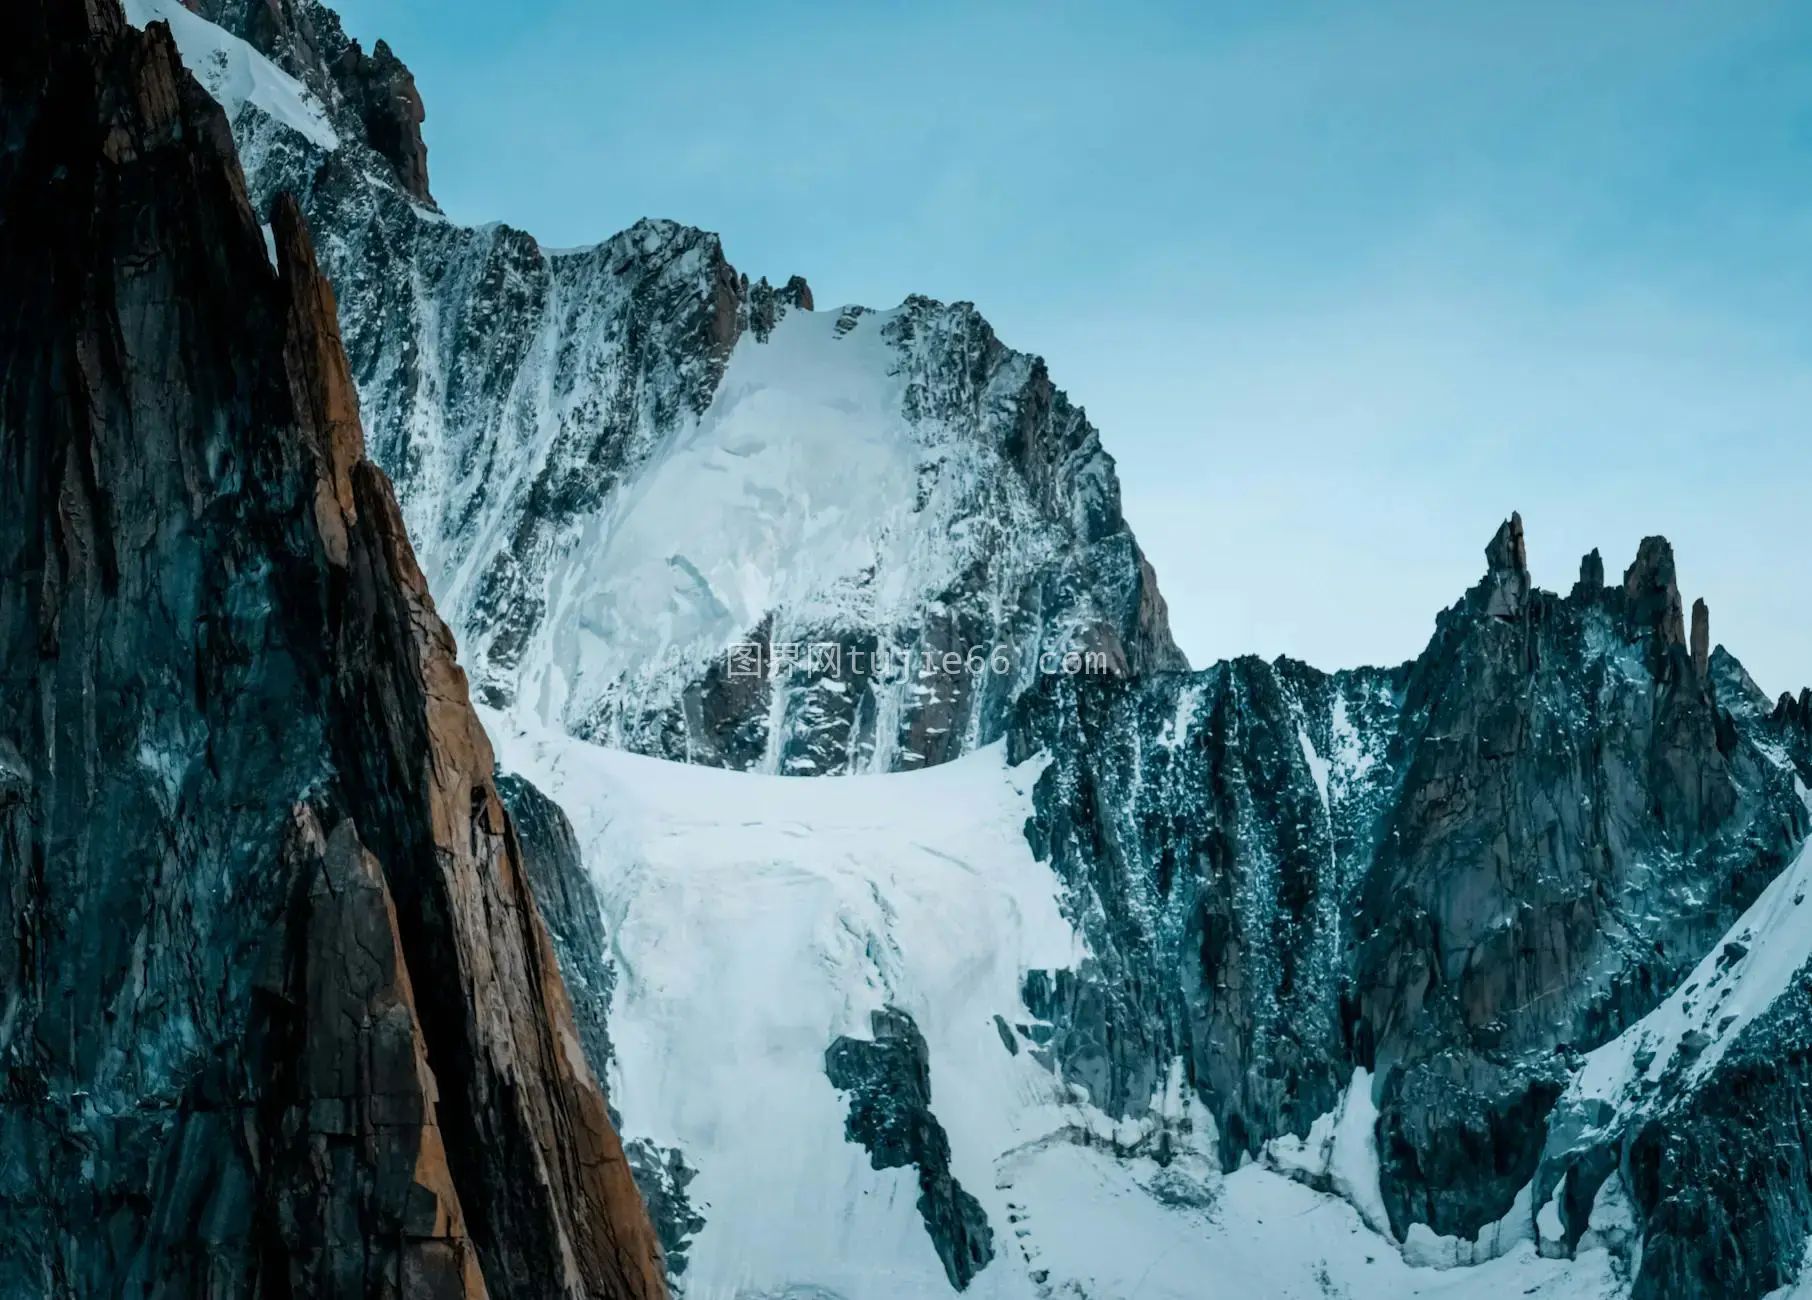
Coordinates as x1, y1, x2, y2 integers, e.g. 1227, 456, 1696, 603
486, 708, 1630, 1300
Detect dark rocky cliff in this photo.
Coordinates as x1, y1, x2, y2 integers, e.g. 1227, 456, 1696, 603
1010, 515, 1809, 1296
0, 2, 664, 1294
81, 3, 1812, 1295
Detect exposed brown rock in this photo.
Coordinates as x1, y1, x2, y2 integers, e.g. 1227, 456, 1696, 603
781, 273, 813, 311
277, 194, 667, 1300
337, 36, 430, 202
0, 2, 664, 1294
263, 807, 488, 1296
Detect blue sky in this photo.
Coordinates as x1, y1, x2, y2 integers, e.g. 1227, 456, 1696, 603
333, 0, 1812, 695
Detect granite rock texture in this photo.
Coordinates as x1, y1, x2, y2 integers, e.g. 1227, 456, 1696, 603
1010, 514, 1809, 1267
0, 3, 665, 1293
109, 3, 1812, 1293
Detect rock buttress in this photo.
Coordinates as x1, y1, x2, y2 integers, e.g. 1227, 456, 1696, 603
0, 2, 666, 1295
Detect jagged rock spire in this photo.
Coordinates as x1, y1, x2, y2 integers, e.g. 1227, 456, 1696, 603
780, 273, 813, 310
1575, 547, 1605, 597
1623, 535, 1688, 657
1483, 511, 1531, 619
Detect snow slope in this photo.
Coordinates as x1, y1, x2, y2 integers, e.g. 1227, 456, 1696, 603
486, 708, 1626, 1300
123, 0, 339, 149
523, 304, 931, 733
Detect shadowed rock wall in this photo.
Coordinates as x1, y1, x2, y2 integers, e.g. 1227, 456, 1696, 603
0, 3, 666, 1294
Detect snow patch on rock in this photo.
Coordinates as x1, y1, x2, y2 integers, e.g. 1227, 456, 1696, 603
123, 0, 340, 150
1564, 836, 1812, 1133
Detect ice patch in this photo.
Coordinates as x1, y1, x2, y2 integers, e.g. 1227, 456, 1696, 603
1299, 726, 1332, 813
1265, 1067, 1393, 1239
1330, 691, 1379, 782
520, 307, 932, 735
1157, 681, 1205, 752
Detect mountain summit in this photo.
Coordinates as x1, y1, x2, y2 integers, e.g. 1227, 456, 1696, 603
153, 0, 1184, 777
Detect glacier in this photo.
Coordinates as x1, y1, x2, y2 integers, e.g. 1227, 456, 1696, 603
485, 706, 1631, 1300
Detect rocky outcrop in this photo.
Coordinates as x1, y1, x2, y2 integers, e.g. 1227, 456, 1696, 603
0, 3, 663, 1293
1352, 526, 1802, 1240
1011, 656, 1405, 1170
333, 36, 428, 200
186, 0, 432, 199
1624, 979, 1812, 1299
496, 772, 707, 1283
1009, 516, 1808, 1250
825, 1008, 995, 1290
1770, 687, 1812, 787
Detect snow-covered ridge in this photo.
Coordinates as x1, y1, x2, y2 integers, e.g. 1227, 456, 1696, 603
124, 0, 339, 149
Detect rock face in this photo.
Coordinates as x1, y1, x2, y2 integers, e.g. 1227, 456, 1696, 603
1009, 515, 1809, 1272
825, 1008, 995, 1291
164, 0, 1184, 776
496, 772, 707, 1281
100, 4, 1812, 1295
1620, 979, 1812, 1299
0, 3, 663, 1295
185, 0, 432, 199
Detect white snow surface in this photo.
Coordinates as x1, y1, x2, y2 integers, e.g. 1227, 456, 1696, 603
486, 708, 1627, 1300
123, 0, 340, 150
522, 306, 951, 734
